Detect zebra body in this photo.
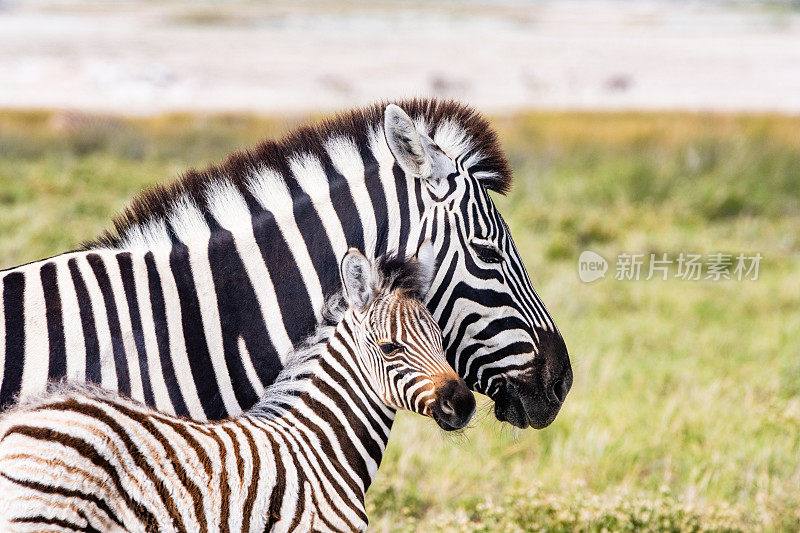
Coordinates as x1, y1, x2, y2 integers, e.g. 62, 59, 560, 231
0, 99, 572, 429
1, 246, 267, 420
0, 248, 475, 532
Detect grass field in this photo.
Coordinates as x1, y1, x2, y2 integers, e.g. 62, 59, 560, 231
1, 109, 798, 531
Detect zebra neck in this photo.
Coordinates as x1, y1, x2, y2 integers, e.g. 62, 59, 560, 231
247, 317, 396, 492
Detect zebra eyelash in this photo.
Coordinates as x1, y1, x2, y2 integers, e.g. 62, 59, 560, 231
470, 239, 503, 264
379, 342, 403, 355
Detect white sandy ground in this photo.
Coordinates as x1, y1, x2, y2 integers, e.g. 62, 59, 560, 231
0, 0, 799, 115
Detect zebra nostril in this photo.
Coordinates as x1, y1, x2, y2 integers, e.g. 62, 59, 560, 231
551, 379, 568, 404
440, 399, 455, 416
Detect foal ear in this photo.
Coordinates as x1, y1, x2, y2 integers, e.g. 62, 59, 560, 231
412, 240, 436, 298
340, 249, 374, 311
384, 104, 455, 182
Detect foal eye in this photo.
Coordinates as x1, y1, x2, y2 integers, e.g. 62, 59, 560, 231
471, 242, 503, 264
379, 342, 402, 355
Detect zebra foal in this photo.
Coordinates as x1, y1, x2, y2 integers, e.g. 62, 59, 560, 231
0, 245, 475, 532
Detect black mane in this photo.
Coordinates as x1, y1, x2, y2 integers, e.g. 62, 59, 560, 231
374, 252, 430, 300
82, 98, 512, 250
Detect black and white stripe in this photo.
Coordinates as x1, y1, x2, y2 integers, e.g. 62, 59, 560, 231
0, 99, 571, 428
0, 249, 474, 532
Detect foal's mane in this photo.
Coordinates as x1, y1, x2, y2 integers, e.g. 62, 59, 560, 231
249, 250, 431, 417
82, 98, 512, 250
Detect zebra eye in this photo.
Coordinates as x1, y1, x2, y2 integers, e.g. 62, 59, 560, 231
471, 242, 503, 264
379, 342, 402, 355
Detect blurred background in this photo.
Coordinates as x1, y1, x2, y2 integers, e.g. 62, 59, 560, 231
1, 1, 799, 531
2, 1, 800, 113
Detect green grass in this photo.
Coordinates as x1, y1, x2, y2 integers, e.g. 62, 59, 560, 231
1, 109, 798, 531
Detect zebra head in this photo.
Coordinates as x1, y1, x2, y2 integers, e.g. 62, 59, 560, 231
384, 104, 573, 429
339, 244, 476, 431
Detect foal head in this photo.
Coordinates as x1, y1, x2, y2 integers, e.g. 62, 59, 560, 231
339, 243, 476, 430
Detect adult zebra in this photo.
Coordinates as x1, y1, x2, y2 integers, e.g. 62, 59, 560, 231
0, 99, 571, 429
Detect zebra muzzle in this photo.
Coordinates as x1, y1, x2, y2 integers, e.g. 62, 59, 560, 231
430, 377, 476, 431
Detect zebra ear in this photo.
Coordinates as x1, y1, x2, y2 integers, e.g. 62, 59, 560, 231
413, 240, 436, 297
340, 248, 374, 311
384, 104, 455, 182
